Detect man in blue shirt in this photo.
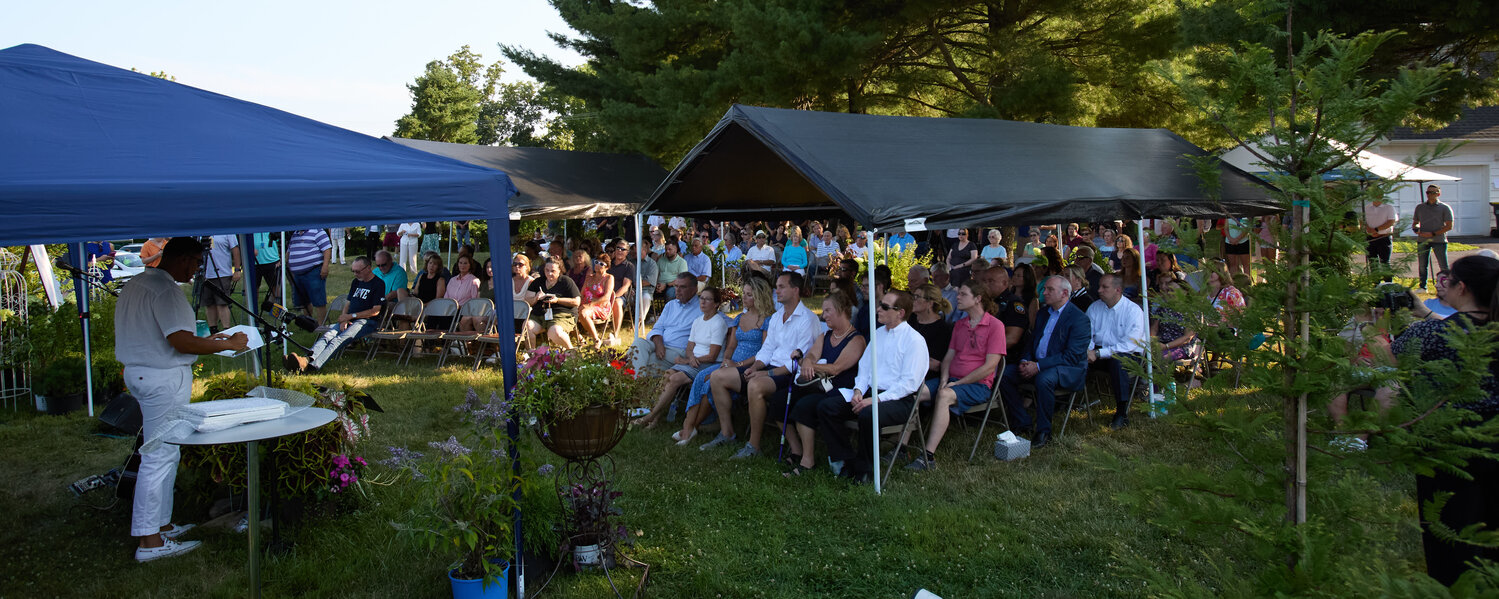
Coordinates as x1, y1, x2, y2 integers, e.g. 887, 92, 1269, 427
371, 250, 409, 302
630, 273, 699, 375
888, 231, 916, 254
997, 275, 1091, 448
286, 256, 385, 373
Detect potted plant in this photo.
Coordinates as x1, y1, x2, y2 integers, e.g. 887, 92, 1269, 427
384, 388, 520, 598
560, 478, 629, 569
37, 355, 89, 414
511, 348, 651, 460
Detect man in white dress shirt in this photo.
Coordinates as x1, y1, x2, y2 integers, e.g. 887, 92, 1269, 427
816, 289, 929, 482
1084, 274, 1150, 428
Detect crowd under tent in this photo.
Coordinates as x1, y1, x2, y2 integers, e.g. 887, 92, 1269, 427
386, 137, 662, 221
646, 104, 1279, 232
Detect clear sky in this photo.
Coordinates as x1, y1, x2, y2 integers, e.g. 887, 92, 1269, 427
2, 0, 585, 137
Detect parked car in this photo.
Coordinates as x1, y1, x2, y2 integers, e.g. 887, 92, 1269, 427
109, 252, 145, 282
117, 242, 144, 254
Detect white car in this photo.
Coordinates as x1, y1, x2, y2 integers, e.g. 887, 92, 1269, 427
109, 252, 145, 282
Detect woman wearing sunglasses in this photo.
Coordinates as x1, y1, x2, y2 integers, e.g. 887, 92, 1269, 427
578, 252, 617, 347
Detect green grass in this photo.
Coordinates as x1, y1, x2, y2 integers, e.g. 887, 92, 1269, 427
1391, 240, 1479, 253
0, 348, 1426, 597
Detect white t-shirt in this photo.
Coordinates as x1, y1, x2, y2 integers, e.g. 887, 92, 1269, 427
114, 268, 198, 369
746, 244, 776, 264
1365, 202, 1397, 236
206, 234, 238, 278
687, 313, 728, 359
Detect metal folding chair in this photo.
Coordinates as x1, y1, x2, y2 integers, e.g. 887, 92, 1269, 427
365, 297, 423, 361
437, 298, 494, 368
845, 395, 926, 488
400, 298, 459, 366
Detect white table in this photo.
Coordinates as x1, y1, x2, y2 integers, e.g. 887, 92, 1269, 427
172, 407, 336, 598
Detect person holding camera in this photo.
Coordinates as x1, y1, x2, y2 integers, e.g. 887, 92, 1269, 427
116, 238, 249, 562
1384, 255, 1499, 584
525, 258, 582, 350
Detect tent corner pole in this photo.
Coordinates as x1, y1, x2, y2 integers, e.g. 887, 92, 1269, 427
280, 231, 289, 358
1138, 223, 1156, 417
634, 214, 645, 340
486, 212, 524, 598
869, 228, 881, 495
75, 243, 96, 417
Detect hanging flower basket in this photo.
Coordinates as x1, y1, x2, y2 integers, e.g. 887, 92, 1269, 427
537, 405, 627, 460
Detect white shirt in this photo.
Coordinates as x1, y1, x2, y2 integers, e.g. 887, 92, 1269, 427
687, 313, 729, 359
115, 268, 198, 369
668, 216, 687, 230
746, 244, 776, 266
1085, 296, 1149, 359
850, 321, 930, 402
206, 234, 238, 278
812, 238, 841, 258
398, 222, 422, 238
647, 215, 666, 227
756, 301, 820, 369
1365, 201, 1397, 236
847, 242, 869, 259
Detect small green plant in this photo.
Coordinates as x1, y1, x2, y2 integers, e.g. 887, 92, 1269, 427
510, 347, 650, 427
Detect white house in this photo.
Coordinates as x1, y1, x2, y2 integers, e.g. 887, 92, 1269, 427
1373, 106, 1499, 237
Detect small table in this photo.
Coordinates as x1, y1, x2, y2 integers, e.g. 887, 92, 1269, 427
172, 407, 336, 598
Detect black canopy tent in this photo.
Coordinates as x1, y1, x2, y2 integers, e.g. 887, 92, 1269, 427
643, 104, 1280, 494
646, 104, 1279, 230
385, 137, 663, 221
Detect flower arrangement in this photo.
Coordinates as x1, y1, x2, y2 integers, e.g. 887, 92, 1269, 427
383, 387, 520, 583
510, 347, 652, 428
328, 454, 366, 494
561, 478, 630, 565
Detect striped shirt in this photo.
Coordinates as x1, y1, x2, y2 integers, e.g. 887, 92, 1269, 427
287, 229, 331, 273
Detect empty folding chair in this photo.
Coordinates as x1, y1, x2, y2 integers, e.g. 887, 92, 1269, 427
400, 298, 459, 366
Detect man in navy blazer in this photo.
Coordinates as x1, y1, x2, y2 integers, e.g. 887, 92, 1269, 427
998, 275, 1092, 448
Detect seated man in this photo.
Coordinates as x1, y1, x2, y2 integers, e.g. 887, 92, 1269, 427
703, 271, 820, 457
655, 240, 689, 298
285, 257, 385, 372
898, 280, 1006, 471
371, 249, 409, 302
1085, 274, 1150, 428
816, 289, 929, 482
683, 237, 713, 291
630, 273, 698, 375
997, 275, 1091, 449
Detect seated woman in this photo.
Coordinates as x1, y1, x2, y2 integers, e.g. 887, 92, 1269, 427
1153, 276, 1198, 362
674, 277, 772, 444
780, 226, 810, 274
411, 254, 449, 331
566, 250, 590, 285
980, 229, 1008, 263
897, 280, 1007, 471
524, 259, 580, 349
1204, 259, 1245, 322
577, 253, 617, 347
634, 287, 727, 429
907, 284, 952, 378
778, 291, 865, 476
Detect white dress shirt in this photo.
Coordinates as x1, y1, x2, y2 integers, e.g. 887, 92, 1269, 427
850, 321, 930, 402
755, 301, 820, 370
1085, 297, 1149, 359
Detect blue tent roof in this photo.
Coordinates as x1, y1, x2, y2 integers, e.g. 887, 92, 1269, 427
0, 44, 518, 246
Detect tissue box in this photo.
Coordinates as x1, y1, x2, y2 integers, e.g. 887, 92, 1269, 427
994, 437, 1031, 461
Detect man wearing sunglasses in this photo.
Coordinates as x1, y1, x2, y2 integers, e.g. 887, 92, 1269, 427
607, 241, 636, 345
684, 236, 712, 291
815, 289, 929, 482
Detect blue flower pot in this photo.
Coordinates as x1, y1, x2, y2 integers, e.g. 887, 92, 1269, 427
448, 560, 509, 599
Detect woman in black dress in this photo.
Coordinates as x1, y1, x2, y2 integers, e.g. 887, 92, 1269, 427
947, 228, 979, 286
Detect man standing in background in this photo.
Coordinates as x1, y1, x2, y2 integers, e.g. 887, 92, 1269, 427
1412, 184, 1453, 290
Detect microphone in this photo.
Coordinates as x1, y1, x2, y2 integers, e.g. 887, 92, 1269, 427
268, 303, 319, 332
54, 257, 98, 278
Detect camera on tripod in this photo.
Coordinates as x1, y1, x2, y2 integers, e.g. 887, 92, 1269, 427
1374, 283, 1415, 311
69, 468, 121, 497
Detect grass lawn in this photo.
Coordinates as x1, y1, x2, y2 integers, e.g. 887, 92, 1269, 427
1391, 240, 1479, 253
0, 348, 1427, 597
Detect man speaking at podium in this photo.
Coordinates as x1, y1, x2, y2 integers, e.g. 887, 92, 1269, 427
115, 237, 248, 562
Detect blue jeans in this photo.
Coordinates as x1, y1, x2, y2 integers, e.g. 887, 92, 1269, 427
309, 318, 375, 368
998, 363, 1083, 435
1417, 241, 1449, 287
289, 266, 326, 308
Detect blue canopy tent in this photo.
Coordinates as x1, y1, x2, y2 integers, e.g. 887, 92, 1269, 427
0, 42, 525, 585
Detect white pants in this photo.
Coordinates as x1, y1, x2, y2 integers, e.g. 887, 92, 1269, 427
331, 236, 346, 264
124, 365, 192, 537
399, 237, 419, 275
630, 337, 687, 377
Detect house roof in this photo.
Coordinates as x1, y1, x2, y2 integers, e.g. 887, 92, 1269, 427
1390, 106, 1499, 140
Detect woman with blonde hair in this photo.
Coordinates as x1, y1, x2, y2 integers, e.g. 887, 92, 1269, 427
673, 275, 774, 442
908, 283, 953, 377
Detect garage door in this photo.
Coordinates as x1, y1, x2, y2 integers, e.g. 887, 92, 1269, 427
1396, 165, 1490, 237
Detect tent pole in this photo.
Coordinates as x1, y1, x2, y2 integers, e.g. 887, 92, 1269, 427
870, 229, 881, 495
719, 221, 725, 288
634, 214, 645, 339
74, 243, 96, 417
280, 232, 288, 358
446, 222, 452, 266
1139, 223, 1156, 417
486, 215, 524, 599
240, 234, 261, 380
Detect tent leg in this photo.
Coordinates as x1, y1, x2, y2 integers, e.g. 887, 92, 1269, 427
75, 243, 96, 417
634, 214, 645, 340
869, 229, 881, 495
1139, 224, 1156, 417
280, 232, 289, 358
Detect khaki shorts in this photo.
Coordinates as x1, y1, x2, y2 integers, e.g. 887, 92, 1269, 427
529, 310, 576, 334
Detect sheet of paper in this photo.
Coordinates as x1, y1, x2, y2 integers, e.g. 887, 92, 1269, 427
213, 325, 264, 357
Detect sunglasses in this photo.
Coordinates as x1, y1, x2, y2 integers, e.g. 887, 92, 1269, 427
878, 302, 897, 311
512, 262, 525, 267
593, 261, 607, 267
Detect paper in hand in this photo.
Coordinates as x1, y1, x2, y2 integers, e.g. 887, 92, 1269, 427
214, 325, 264, 357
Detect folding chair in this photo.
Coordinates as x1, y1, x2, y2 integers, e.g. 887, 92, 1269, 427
1018, 381, 1083, 440
365, 297, 423, 361
472, 300, 529, 371
400, 298, 459, 366
845, 395, 926, 488
438, 298, 494, 368
312, 295, 349, 334
961, 357, 1008, 462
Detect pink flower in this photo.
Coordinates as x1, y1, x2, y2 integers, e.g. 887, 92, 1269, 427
340, 473, 350, 483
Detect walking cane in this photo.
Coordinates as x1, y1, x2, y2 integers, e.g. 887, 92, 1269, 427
777, 358, 800, 463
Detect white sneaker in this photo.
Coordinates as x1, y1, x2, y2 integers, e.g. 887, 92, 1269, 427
135, 539, 201, 562
160, 523, 195, 541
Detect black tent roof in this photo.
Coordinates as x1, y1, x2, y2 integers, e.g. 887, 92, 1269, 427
645, 105, 1279, 231
386, 137, 664, 220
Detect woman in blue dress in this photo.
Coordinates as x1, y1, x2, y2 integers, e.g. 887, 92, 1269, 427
674, 276, 774, 444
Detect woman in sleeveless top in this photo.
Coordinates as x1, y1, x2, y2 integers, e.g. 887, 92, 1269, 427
782, 291, 866, 475
674, 277, 774, 444
578, 254, 616, 347
948, 228, 978, 286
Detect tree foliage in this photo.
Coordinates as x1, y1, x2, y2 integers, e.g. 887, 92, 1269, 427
1108, 21, 1499, 595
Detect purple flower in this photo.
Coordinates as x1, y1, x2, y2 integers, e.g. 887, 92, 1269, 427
379, 446, 425, 468
537, 464, 555, 476
428, 435, 471, 458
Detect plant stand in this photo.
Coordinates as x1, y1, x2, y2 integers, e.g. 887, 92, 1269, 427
534, 456, 650, 598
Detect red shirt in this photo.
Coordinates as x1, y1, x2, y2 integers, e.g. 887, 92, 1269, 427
948, 311, 1007, 387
